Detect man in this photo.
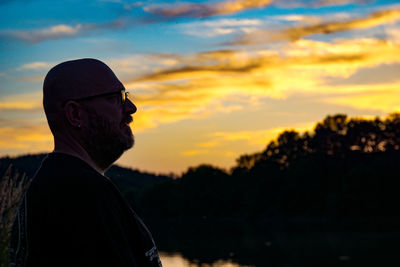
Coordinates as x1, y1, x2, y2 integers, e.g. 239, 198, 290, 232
10, 58, 163, 267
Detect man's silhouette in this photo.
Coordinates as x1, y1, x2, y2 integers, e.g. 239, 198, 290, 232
10, 58, 163, 267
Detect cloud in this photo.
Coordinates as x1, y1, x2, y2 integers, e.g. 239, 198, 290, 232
232, 8, 400, 44
325, 63, 400, 86
143, 0, 273, 18
181, 148, 237, 158
179, 18, 262, 37
286, 8, 400, 40
321, 82, 400, 113
2, 1, 390, 45
0, 19, 128, 43
274, 14, 320, 22
182, 149, 208, 156
181, 122, 315, 158
273, 0, 370, 8
386, 26, 400, 41
211, 123, 315, 146
17, 61, 54, 71
123, 37, 400, 131
0, 101, 41, 110
213, 129, 292, 146
0, 1, 276, 44
106, 54, 181, 79
0, 123, 52, 153
1, 0, 271, 44
0, 91, 42, 111
133, 38, 400, 85
6, 34, 398, 136
2, 24, 83, 43
123, 1, 145, 10
142, 0, 371, 21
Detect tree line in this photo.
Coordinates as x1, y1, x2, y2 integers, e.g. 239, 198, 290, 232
137, 113, 400, 222
2, 113, 400, 222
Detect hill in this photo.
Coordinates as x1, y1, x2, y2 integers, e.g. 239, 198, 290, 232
0, 153, 172, 212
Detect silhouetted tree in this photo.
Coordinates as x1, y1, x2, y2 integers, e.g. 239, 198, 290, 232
5, 113, 400, 225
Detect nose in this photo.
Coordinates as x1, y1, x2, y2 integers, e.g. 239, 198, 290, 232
124, 98, 137, 114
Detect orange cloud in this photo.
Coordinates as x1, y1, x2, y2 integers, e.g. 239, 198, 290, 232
179, 123, 315, 163
233, 8, 400, 44
321, 82, 400, 113
182, 149, 208, 156
6, 37, 398, 143
274, 0, 369, 8
0, 123, 52, 153
132, 38, 400, 85
211, 123, 314, 146
179, 18, 262, 37
9, 38, 397, 137
0, 91, 42, 111
286, 9, 400, 41
144, 0, 273, 18
144, 0, 370, 20
0, 91, 50, 155
124, 37, 400, 131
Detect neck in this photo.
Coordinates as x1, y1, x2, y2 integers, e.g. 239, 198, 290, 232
53, 138, 105, 175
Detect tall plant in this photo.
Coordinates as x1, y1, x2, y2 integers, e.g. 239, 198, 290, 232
0, 165, 30, 267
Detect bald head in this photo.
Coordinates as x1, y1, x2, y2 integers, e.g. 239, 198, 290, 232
43, 58, 124, 114
43, 58, 136, 170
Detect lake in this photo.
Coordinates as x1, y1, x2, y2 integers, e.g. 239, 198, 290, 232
148, 217, 400, 267
160, 253, 253, 267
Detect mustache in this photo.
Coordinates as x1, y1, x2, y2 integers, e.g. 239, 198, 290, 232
123, 116, 133, 124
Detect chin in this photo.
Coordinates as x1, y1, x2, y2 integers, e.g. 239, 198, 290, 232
121, 126, 134, 149
125, 134, 134, 150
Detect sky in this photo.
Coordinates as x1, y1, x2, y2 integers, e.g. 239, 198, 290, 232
1, 0, 400, 175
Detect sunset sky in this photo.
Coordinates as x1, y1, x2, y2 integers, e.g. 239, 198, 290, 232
1, 0, 400, 174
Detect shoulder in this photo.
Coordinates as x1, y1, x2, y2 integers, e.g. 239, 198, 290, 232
26, 154, 112, 204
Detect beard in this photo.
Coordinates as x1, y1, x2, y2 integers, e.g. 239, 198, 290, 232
81, 107, 134, 170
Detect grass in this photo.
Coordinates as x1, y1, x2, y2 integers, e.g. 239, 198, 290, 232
0, 165, 30, 267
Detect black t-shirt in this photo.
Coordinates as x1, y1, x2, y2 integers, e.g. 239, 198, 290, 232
10, 152, 163, 267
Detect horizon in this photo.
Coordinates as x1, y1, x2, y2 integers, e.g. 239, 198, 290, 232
1, 0, 400, 174
0, 111, 397, 177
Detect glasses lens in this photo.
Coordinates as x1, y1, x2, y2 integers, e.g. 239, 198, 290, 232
120, 90, 130, 105
121, 90, 126, 104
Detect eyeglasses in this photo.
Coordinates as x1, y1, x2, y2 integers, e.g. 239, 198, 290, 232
62, 90, 130, 107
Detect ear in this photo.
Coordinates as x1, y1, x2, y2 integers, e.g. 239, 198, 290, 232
64, 101, 82, 129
